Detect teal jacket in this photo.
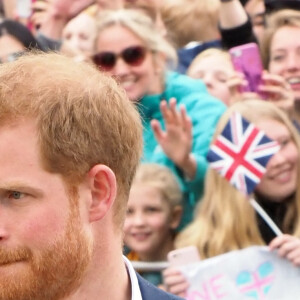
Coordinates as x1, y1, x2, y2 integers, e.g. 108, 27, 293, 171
137, 72, 226, 229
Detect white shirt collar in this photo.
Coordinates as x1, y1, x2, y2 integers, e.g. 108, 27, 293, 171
123, 255, 143, 300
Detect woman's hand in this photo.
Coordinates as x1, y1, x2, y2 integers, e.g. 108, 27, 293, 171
162, 267, 189, 298
151, 97, 196, 179
227, 70, 294, 115
269, 234, 300, 267
227, 71, 259, 104
32, 0, 95, 21
258, 71, 294, 115
31, 0, 95, 40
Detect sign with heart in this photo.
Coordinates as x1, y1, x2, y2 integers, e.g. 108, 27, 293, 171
178, 246, 300, 300
236, 261, 274, 299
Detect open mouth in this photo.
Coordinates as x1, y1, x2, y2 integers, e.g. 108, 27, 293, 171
287, 77, 300, 84
270, 169, 293, 183
120, 78, 137, 91
287, 77, 300, 89
131, 232, 151, 241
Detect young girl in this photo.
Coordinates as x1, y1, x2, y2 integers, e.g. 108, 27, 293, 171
163, 99, 300, 297
124, 163, 183, 286
187, 48, 235, 106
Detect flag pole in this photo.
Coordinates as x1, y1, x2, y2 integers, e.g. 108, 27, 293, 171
249, 198, 282, 236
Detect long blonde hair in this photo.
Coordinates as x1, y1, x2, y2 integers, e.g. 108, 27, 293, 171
176, 100, 300, 258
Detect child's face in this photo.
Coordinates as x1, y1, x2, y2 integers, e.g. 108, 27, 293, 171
188, 54, 234, 106
124, 184, 175, 261
63, 14, 97, 55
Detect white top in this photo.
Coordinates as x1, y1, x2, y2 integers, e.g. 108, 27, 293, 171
123, 255, 143, 300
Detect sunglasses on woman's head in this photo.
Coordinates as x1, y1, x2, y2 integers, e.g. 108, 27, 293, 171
92, 46, 147, 71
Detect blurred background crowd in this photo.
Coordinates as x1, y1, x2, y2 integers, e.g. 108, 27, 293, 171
2, 0, 300, 297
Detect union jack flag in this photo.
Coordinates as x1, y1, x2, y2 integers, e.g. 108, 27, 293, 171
207, 112, 280, 195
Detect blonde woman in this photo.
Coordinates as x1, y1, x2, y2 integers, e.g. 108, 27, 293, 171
92, 9, 226, 229
163, 99, 300, 297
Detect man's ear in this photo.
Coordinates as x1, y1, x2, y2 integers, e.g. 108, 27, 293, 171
87, 164, 117, 223
170, 205, 183, 230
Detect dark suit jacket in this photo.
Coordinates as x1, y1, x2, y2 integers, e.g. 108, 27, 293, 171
137, 273, 184, 300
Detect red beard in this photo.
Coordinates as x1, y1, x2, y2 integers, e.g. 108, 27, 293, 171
0, 203, 93, 300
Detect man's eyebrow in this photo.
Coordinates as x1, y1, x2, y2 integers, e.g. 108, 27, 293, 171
0, 182, 44, 197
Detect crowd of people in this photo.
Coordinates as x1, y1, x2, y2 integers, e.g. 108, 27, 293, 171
0, 0, 300, 299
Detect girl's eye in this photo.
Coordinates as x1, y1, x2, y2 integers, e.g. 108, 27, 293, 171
216, 72, 228, 83
145, 207, 160, 213
271, 54, 285, 62
279, 138, 290, 148
126, 208, 133, 215
79, 33, 88, 40
8, 191, 24, 200
64, 33, 72, 40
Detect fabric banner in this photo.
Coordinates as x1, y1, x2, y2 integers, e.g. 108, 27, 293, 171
179, 246, 300, 300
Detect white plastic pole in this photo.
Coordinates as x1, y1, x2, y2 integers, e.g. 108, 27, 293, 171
250, 198, 283, 236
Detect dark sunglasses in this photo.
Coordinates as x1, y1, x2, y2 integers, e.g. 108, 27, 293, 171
92, 46, 147, 71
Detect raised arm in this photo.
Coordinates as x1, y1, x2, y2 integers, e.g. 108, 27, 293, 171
151, 98, 196, 180
219, 0, 257, 48
219, 0, 248, 29
2, 0, 16, 19
34, 0, 95, 40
